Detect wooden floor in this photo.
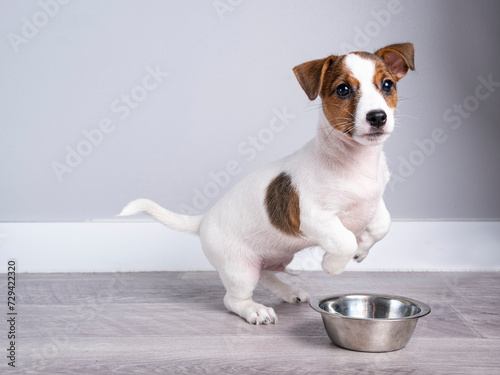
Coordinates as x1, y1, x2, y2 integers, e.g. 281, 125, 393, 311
5, 271, 500, 374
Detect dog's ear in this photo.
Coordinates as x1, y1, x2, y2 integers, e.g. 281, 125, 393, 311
293, 56, 337, 100
375, 43, 415, 80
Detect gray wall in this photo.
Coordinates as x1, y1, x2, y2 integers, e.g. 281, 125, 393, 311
1, 0, 499, 222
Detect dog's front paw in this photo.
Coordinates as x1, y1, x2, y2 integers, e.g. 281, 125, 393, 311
353, 249, 369, 263
281, 288, 310, 304
323, 263, 347, 276
322, 253, 349, 276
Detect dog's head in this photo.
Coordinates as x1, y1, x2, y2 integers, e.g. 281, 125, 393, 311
293, 43, 414, 146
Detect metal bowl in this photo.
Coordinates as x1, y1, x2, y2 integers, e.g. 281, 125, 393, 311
310, 294, 431, 352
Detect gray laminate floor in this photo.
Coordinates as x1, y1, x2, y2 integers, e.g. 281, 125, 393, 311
5, 271, 500, 374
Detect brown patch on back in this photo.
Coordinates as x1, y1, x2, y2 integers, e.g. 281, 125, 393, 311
265, 172, 302, 236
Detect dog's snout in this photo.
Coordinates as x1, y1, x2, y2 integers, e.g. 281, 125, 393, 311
366, 110, 387, 128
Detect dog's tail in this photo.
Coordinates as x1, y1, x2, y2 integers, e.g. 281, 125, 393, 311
118, 198, 202, 234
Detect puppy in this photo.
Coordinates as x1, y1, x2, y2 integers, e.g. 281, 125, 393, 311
120, 43, 415, 324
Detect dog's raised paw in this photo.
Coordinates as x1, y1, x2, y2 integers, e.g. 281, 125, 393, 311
323, 263, 347, 277
322, 253, 352, 276
322, 257, 346, 276
353, 250, 369, 263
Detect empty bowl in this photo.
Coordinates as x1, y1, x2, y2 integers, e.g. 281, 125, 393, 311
310, 294, 431, 352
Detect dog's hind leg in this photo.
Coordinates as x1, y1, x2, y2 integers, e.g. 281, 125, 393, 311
218, 263, 278, 325
259, 271, 310, 303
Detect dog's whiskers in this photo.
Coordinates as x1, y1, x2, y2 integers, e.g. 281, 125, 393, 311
304, 103, 324, 112
395, 114, 419, 120
343, 125, 356, 135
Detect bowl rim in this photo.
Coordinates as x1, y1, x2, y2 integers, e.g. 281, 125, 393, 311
310, 293, 431, 321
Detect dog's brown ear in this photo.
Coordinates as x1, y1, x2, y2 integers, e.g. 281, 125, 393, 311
293, 56, 337, 100
375, 43, 415, 80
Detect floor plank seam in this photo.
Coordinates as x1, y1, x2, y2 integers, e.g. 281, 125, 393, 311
448, 303, 486, 339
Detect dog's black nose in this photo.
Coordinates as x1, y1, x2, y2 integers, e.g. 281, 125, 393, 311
366, 110, 387, 128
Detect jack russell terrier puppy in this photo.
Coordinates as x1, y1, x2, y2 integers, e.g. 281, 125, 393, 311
120, 43, 415, 325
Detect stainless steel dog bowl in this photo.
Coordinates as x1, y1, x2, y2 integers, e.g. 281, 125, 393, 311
310, 294, 431, 352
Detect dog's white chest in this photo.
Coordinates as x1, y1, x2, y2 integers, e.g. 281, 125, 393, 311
338, 178, 384, 235
330, 156, 388, 235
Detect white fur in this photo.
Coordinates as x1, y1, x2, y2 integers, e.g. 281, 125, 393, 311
344, 54, 395, 146
120, 54, 394, 325
120, 198, 202, 233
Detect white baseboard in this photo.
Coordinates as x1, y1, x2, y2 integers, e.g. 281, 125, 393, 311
0, 221, 499, 273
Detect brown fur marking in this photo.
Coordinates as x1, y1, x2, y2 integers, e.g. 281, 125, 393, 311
320, 56, 359, 137
374, 58, 398, 108
352, 52, 399, 109
375, 43, 415, 80
265, 172, 302, 236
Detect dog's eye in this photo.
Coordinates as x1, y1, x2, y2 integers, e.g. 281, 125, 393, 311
382, 79, 394, 94
335, 83, 351, 98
